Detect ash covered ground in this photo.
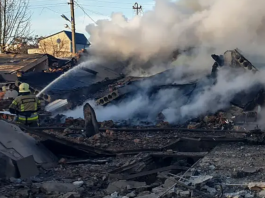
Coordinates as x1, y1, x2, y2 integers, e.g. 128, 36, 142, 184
3, 0, 265, 198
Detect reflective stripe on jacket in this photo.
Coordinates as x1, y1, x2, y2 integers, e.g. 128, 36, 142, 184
9, 94, 41, 112
18, 112, 38, 121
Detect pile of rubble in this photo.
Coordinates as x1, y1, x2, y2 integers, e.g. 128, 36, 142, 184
2, 131, 265, 198
1, 48, 265, 198
0, 109, 264, 198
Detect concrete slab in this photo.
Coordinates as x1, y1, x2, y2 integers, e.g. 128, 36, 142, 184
0, 120, 57, 167
16, 155, 39, 179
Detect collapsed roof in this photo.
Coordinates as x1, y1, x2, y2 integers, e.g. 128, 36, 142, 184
0, 53, 79, 84
0, 53, 48, 73
2, 48, 262, 123
41, 49, 265, 122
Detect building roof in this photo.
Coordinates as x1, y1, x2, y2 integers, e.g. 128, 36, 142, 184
64, 31, 89, 45
0, 54, 47, 73
42, 30, 89, 45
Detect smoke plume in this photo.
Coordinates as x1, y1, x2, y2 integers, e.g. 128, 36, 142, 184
65, 66, 265, 124
62, 0, 265, 125
87, 0, 265, 70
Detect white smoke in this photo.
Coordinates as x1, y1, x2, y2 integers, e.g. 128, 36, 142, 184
87, 0, 265, 68
62, 0, 265, 125
64, 67, 265, 124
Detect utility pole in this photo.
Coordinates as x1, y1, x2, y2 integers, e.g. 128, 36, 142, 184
68, 0, 76, 55
132, 2, 142, 16
0, 1, 2, 53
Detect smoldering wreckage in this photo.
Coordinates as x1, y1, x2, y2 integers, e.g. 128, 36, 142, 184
1, 48, 265, 198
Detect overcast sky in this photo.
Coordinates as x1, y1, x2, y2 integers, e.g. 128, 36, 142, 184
29, 0, 155, 38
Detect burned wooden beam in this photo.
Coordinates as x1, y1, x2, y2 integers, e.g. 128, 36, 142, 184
180, 137, 246, 142
99, 128, 249, 133
114, 148, 162, 154
151, 152, 208, 158
27, 126, 249, 134
123, 165, 189, 180
109, 153, 154, 174
179, 137, 201, 142
66, 159, 110, 165
17, 126, 114, 156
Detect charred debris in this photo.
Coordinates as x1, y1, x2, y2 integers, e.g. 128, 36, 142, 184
1, 49, 265, 198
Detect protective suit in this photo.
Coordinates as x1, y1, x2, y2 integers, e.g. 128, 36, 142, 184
9, 83, 41, 126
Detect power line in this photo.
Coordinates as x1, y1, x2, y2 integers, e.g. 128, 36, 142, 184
79, 0, 154, 5
76, 4, 132, 9
28, 3, 67, 7
81, 8, 110, 17
27, 1, 154, 9
74, 1, 97, 24
31, 0, 154, 5
28, 4, 133, 10
39, 7, 62, 15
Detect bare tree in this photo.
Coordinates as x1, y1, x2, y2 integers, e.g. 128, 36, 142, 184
7, 35, 44, 53
0, 0, 30, 52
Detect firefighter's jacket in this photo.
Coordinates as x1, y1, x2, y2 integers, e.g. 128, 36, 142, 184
9, 94, 41, 122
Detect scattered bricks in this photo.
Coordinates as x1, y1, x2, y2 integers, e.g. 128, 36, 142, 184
106, 130, 114, 136
101, 120, 115, 128
92, 133, 101, 140
187, 122, 201, 129
134, 139, 140, 144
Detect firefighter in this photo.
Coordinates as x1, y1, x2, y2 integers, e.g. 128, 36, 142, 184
0, 86, 6, 100
9, 83, 41, 126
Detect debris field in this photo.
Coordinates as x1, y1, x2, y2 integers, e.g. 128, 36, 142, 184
1, 49, 265, 198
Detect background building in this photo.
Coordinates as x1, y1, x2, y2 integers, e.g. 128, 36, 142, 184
28, 31, 90, 57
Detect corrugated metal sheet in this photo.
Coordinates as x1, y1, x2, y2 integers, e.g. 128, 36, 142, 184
0, 54, 47, 73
